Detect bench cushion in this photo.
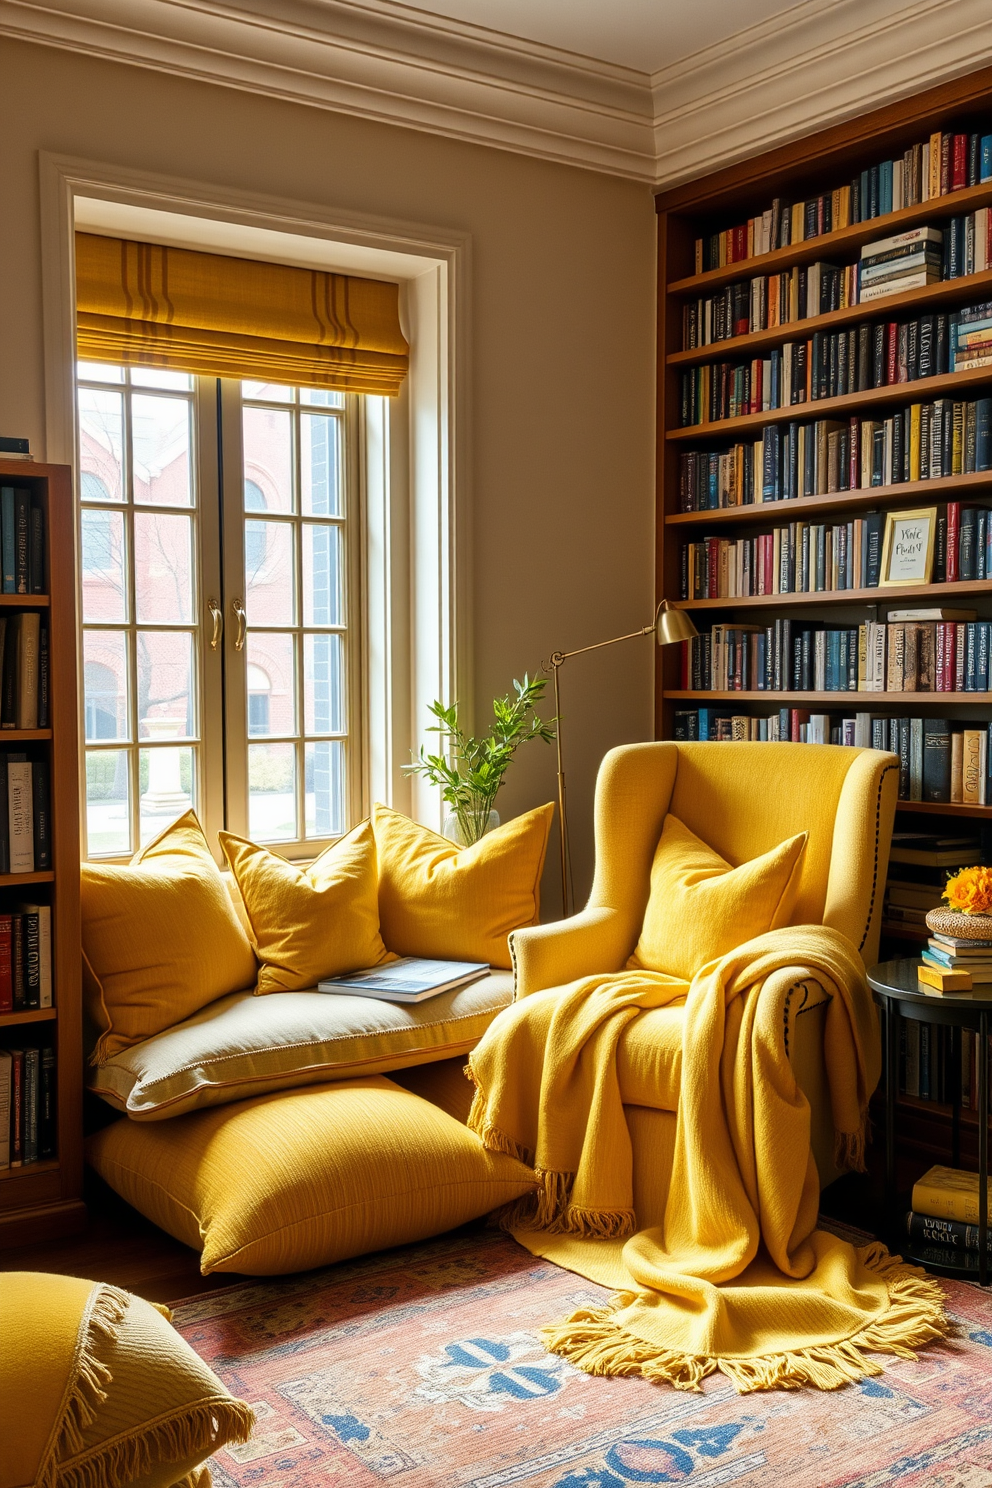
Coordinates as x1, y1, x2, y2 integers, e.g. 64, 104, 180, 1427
86, 1077, 537, 1274
88, 971, 514, 1119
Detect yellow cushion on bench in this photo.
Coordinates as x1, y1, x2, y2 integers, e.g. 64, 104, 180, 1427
81, 812, 258, 1062
373, 802, 553, 969
88, 971, 514, 1119
86, 1076, 537, 1275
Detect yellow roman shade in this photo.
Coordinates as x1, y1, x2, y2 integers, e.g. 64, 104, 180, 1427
75, 232, 409, 395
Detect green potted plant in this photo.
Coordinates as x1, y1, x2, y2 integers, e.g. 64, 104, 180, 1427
405, 674, 556, 845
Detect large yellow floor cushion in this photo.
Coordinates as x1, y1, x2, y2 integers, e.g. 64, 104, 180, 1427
88, 971, 513, 1119
0, 1271, 253, 1488
86, 1076, 538, 1275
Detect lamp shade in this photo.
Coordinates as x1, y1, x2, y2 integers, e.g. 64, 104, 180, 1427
655, 601, 698, 646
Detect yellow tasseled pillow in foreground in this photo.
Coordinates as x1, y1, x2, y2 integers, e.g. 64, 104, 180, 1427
0, 1271, 253, 1488
220, 819, 391, 994
81, 812, 258, 1062
631, 814, 807, 980
372, 802, 554, 969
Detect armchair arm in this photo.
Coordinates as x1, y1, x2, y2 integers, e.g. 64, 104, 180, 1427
510, 907, 632, 999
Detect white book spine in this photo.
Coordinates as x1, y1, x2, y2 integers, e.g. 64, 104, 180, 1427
8, 761, 33, 874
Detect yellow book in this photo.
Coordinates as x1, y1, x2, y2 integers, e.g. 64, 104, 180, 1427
909, 403, 921, 482
928, 131, 941, 199
912, 1165, 990, 1224
791, 202, 805, 245
857, 623, 867, 688
833, 184, 851, 230
789, 267, 800, 322
962, 729, 983, 804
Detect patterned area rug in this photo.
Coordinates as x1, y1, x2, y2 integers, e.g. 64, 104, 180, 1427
172, 1228, 992, 1488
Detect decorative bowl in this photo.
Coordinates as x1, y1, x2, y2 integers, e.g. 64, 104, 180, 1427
925, 907, 992, 941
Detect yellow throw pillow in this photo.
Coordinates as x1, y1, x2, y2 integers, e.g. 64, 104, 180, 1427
219, 819, 392, 994
372, 802, 554, 969
632, 814, 807, 980
81, 812, 258, 1063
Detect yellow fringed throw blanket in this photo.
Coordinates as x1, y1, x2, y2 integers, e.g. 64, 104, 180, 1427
467, 925, 947, 1392
0, 1273, 254, 1488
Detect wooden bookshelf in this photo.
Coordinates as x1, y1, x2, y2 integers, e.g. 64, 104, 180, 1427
0, 460, 83, 1246
654, 70, 992, 911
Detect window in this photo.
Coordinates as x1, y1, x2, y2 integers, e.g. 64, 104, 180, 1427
76, 364, 361, 858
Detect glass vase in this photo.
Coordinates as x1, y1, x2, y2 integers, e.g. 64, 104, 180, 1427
442, 809, 499, 847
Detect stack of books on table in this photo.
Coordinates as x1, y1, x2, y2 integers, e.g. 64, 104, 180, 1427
904, 1165, 990, 1272
883, 833, 983, 937
922, 931, 992, 984
858, 227, 943, 302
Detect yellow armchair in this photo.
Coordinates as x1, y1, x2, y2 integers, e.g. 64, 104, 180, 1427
510, 741, 899, 1186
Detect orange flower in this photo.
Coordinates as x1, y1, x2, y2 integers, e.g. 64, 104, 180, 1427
943, 865, 992, 916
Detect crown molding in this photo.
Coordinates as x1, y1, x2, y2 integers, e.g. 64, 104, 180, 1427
1, 0, 990, 186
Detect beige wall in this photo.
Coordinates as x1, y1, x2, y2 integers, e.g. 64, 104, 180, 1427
0, 37, 657, 910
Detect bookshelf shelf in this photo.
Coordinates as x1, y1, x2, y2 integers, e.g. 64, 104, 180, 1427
882, 921, 929, 941
673, 579, 992, 610
0, 459, 82, 1242
667, 472, 992, 526
896, 799, 992, 817
0, 1007, 57, 1028
667, 180, 992, 297
669, 268, 992, 368
664, 690, 992, 705
668, 363, 992, 442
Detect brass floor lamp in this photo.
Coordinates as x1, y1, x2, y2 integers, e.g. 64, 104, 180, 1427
547, 599, 698, 917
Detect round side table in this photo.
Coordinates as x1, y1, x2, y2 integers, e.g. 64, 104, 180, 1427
867, 959, 990, 1287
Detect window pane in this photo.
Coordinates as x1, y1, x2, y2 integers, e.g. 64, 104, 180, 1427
243, 406, 293, 513
86, 750, 130, 856
248, 743, 297, 842
130, 368, 192, 390
84, 632, 128, 742
245, 520, 295, 626
246, 633, 295, 737
302, 523, 342, 627
242, 381, 293, 402
132, 395, 192, 506
137, 631, 195, 740
78, 361, 123, 383
304, 632, 344, 735
80, 509, 126, 621
300, 388, 344, 408
78, 387, 125, 502
301, 414, 341, 516
139, 746, 194, 844
305, 740, 345, 838
134, 511, 192, 623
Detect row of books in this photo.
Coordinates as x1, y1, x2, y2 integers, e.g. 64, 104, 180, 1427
0, 753, 51, 876
0, 486, 46, 596
679, 506, 991, 599
682, 214, 992, 348
0, 613, 49, 732
0, 1042, 56, 1168
0, 903, 53, 1012
680, 617, 991, 694
898, 1022, 991, 1100
670, 711, 992, 804
678, 401, 992, 510
679, 300, 991, 427
885, 836, 984, 936
692, 129, 992, 273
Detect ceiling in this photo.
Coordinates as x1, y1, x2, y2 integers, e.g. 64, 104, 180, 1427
390, 0, 799, 75
2, 0, 989, 184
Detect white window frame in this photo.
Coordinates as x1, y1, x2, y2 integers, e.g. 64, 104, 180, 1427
39, 154, 472, 849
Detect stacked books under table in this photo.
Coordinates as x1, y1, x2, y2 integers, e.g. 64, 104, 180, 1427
904, 1165, 990, 1273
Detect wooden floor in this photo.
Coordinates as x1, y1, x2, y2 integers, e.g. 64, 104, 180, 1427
0, 1167, 887, 1307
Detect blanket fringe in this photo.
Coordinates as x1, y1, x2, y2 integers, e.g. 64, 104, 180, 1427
541, 1242, 948, 1395
834, 1108, 869, 1174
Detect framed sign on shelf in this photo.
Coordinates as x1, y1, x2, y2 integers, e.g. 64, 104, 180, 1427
879, 507, 937, 587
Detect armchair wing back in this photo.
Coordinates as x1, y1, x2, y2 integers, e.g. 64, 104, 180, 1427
512, 742, 900, 998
